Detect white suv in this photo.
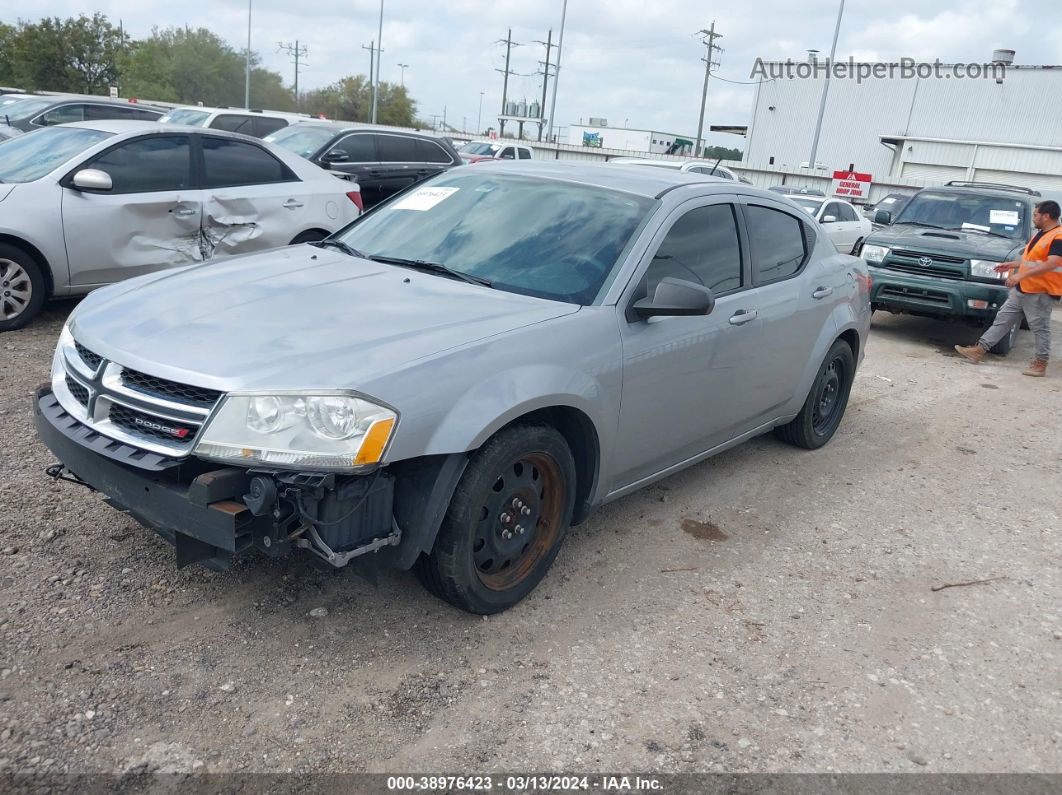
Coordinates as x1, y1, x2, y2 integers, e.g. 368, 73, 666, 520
610, 157, 749, 183
159, 106, 323, 139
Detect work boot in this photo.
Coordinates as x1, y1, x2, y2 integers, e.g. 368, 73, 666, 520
954, 344, 986, 364
1022, 359, 1047, 377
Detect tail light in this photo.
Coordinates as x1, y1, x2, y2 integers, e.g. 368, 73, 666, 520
345, 190, 364, 212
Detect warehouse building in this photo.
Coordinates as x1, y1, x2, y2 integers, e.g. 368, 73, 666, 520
743, 53, 1062, 190
566, 119, 694, 155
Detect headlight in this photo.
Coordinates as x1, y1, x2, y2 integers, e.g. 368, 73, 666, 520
970, 259, 1006, 281
861, 244, 890, 264
194, 392, 397, 471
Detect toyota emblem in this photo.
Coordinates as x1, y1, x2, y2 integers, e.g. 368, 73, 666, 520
918, 256, 933, 267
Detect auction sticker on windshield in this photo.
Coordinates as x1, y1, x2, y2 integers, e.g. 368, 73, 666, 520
990, 209, 1020, 225
392, 187, 459, 211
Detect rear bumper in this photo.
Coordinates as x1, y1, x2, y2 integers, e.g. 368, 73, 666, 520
869, 266, 1007, 322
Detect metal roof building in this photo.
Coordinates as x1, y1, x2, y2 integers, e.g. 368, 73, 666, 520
743, 59, 1062, 190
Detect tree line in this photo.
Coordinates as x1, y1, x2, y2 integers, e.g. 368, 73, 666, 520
0, 14, 417, 126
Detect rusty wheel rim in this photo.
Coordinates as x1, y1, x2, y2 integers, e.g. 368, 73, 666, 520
473, 451, 565, 592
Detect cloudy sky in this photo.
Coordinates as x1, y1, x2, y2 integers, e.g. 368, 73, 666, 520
20, 0, 1059, 146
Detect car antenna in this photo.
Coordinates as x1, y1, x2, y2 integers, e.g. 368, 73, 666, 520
708, 156, 722, 176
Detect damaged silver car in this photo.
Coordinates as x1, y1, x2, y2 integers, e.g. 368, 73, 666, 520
0, 120, 362, 331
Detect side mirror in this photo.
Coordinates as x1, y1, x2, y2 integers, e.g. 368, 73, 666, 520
822, 214, 838, 224
874, 209, 892, 225
71, 168, 112, 191
630, 277, 715, 321
322, 150, 349, 163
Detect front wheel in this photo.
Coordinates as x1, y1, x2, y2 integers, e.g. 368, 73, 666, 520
775, 339, 855, 450
415, 424, 576, 614
0, 245, 46, 333
289, 229, 328, 245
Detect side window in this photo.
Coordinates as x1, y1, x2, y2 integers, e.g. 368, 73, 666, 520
644, 204, 743, 295
518, 147, 532, 160
745, 205, 808, 284
377, 134, 419, 162
838, 203, 859, 222
414, 138, 454, 164
85, 135, 192, 193
210, 114, 256, 134
254, 117, 287, 138
131, 108, 164, 121
85, 105, 135, 121
201, 137, 294, 187
38, 104, 85, 126
498, 147, 516, 160
820, 203, 840, 221
329, 133, 377, 163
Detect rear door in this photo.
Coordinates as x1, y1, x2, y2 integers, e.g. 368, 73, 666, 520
62, 134, 202, 285
198, 135, 310, 256
209, 114, 258, 136
836, 201, 865, 251
413, 138, 456, 184
375, 133, 424, 201
736, 199, 838, 421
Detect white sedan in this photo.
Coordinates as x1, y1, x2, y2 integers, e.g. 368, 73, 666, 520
0, 120, 362, 330
788, 195, 872, 254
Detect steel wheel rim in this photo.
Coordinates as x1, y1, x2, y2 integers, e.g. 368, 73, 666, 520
812, 357, 844, 434
473, 451, 565, 592
0, 259, 32, 321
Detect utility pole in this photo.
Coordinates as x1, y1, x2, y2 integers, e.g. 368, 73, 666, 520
808, 0, 846, 172
244, 0, 253, 109
534, 29, 554, 141
694, 22, 723, 158
477, 90, 484, 134
496, 29, 519, 137
442, 105, 447, 130
371, 0, 384, 124
397, 63, 409, 88
546, 0, 568, 142
278, 40, 308, 110
362, 41, 376, 92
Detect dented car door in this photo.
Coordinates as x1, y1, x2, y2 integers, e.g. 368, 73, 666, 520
199, 136, 308, 257
62, 134, 203, 285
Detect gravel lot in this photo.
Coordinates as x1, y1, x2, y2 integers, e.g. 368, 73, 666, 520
1, 300, 1060, 776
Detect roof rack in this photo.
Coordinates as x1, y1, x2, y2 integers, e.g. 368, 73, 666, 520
944, 181, 1041, 197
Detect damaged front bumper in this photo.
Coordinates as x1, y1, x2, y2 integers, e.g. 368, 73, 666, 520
34, 386, 399, 569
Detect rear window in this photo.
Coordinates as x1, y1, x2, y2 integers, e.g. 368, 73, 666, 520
266, 123, 338, 158
210, 114, 256, 134
377, 134, 419, 162
201, 137, 294, 187
160, 109, 210, 127
745, 205, 808, 284
415, 139, 454, 164
0, 126, 113, 183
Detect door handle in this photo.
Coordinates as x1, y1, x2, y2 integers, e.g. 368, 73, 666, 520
283, 199, 304, 210
729, 309, 758, 326
172, 207, 197, 217
812, 286, 834, 299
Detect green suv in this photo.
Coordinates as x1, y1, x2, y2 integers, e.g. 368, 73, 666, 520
860, 182, 1038, 354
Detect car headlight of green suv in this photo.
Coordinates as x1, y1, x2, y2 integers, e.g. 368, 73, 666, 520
860, 244, 890, 265
194, 392, 398, 471
969, 259, 1007, 281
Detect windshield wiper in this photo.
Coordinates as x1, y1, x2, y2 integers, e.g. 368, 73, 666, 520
366, 255, 493, 288
952, 227, 1013, 240
310, 239, 366, 258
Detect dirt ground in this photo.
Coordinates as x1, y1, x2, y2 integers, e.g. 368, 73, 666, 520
1, 300, 1060, 776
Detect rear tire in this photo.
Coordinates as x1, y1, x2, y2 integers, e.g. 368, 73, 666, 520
289, 229, 328, 245
775, 339, 855, 450
415, 424, 576, 614
0, 244, 46, 332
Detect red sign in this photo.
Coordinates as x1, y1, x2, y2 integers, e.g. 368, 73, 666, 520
830, 170, 872, 200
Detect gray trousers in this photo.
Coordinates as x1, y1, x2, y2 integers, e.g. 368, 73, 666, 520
979, 288, 1054, 360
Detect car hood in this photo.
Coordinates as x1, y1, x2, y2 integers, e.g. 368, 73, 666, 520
70, 245, 580, 392
866, 224, 1022, 260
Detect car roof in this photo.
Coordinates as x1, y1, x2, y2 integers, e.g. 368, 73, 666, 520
468, 160, 746, 198
163, 105, 311, 119
33, 96, 167, 111
915, 185, 1036, 203
63, 120, 270, 140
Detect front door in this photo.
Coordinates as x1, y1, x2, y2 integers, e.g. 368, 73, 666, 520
612, 198, 761, 490
62, 134, 202, 285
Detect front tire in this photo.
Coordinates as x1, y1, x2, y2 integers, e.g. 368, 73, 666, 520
0, 245, 46, 332
775, 339, 855, 450
289, 229, 328, 245
415, 424, 576, 614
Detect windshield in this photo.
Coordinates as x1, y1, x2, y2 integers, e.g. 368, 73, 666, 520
0, 127, 112, 183
2, 98, 51, 123
264, 124, 336, 158
336, 171, 655, 304
894, 190, 1028, 239
159, 108, 210, 126
459, 142, 500, 156
0, 96, 32, 108
791, 197, 823, 214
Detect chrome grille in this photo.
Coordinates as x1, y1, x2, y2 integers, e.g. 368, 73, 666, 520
120, 367, 222, 408
52, 335, 222, 457
891, 249, 966, 265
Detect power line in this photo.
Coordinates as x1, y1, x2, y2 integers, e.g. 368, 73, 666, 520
532, 30, 554, 141
277, 40, 308, 110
